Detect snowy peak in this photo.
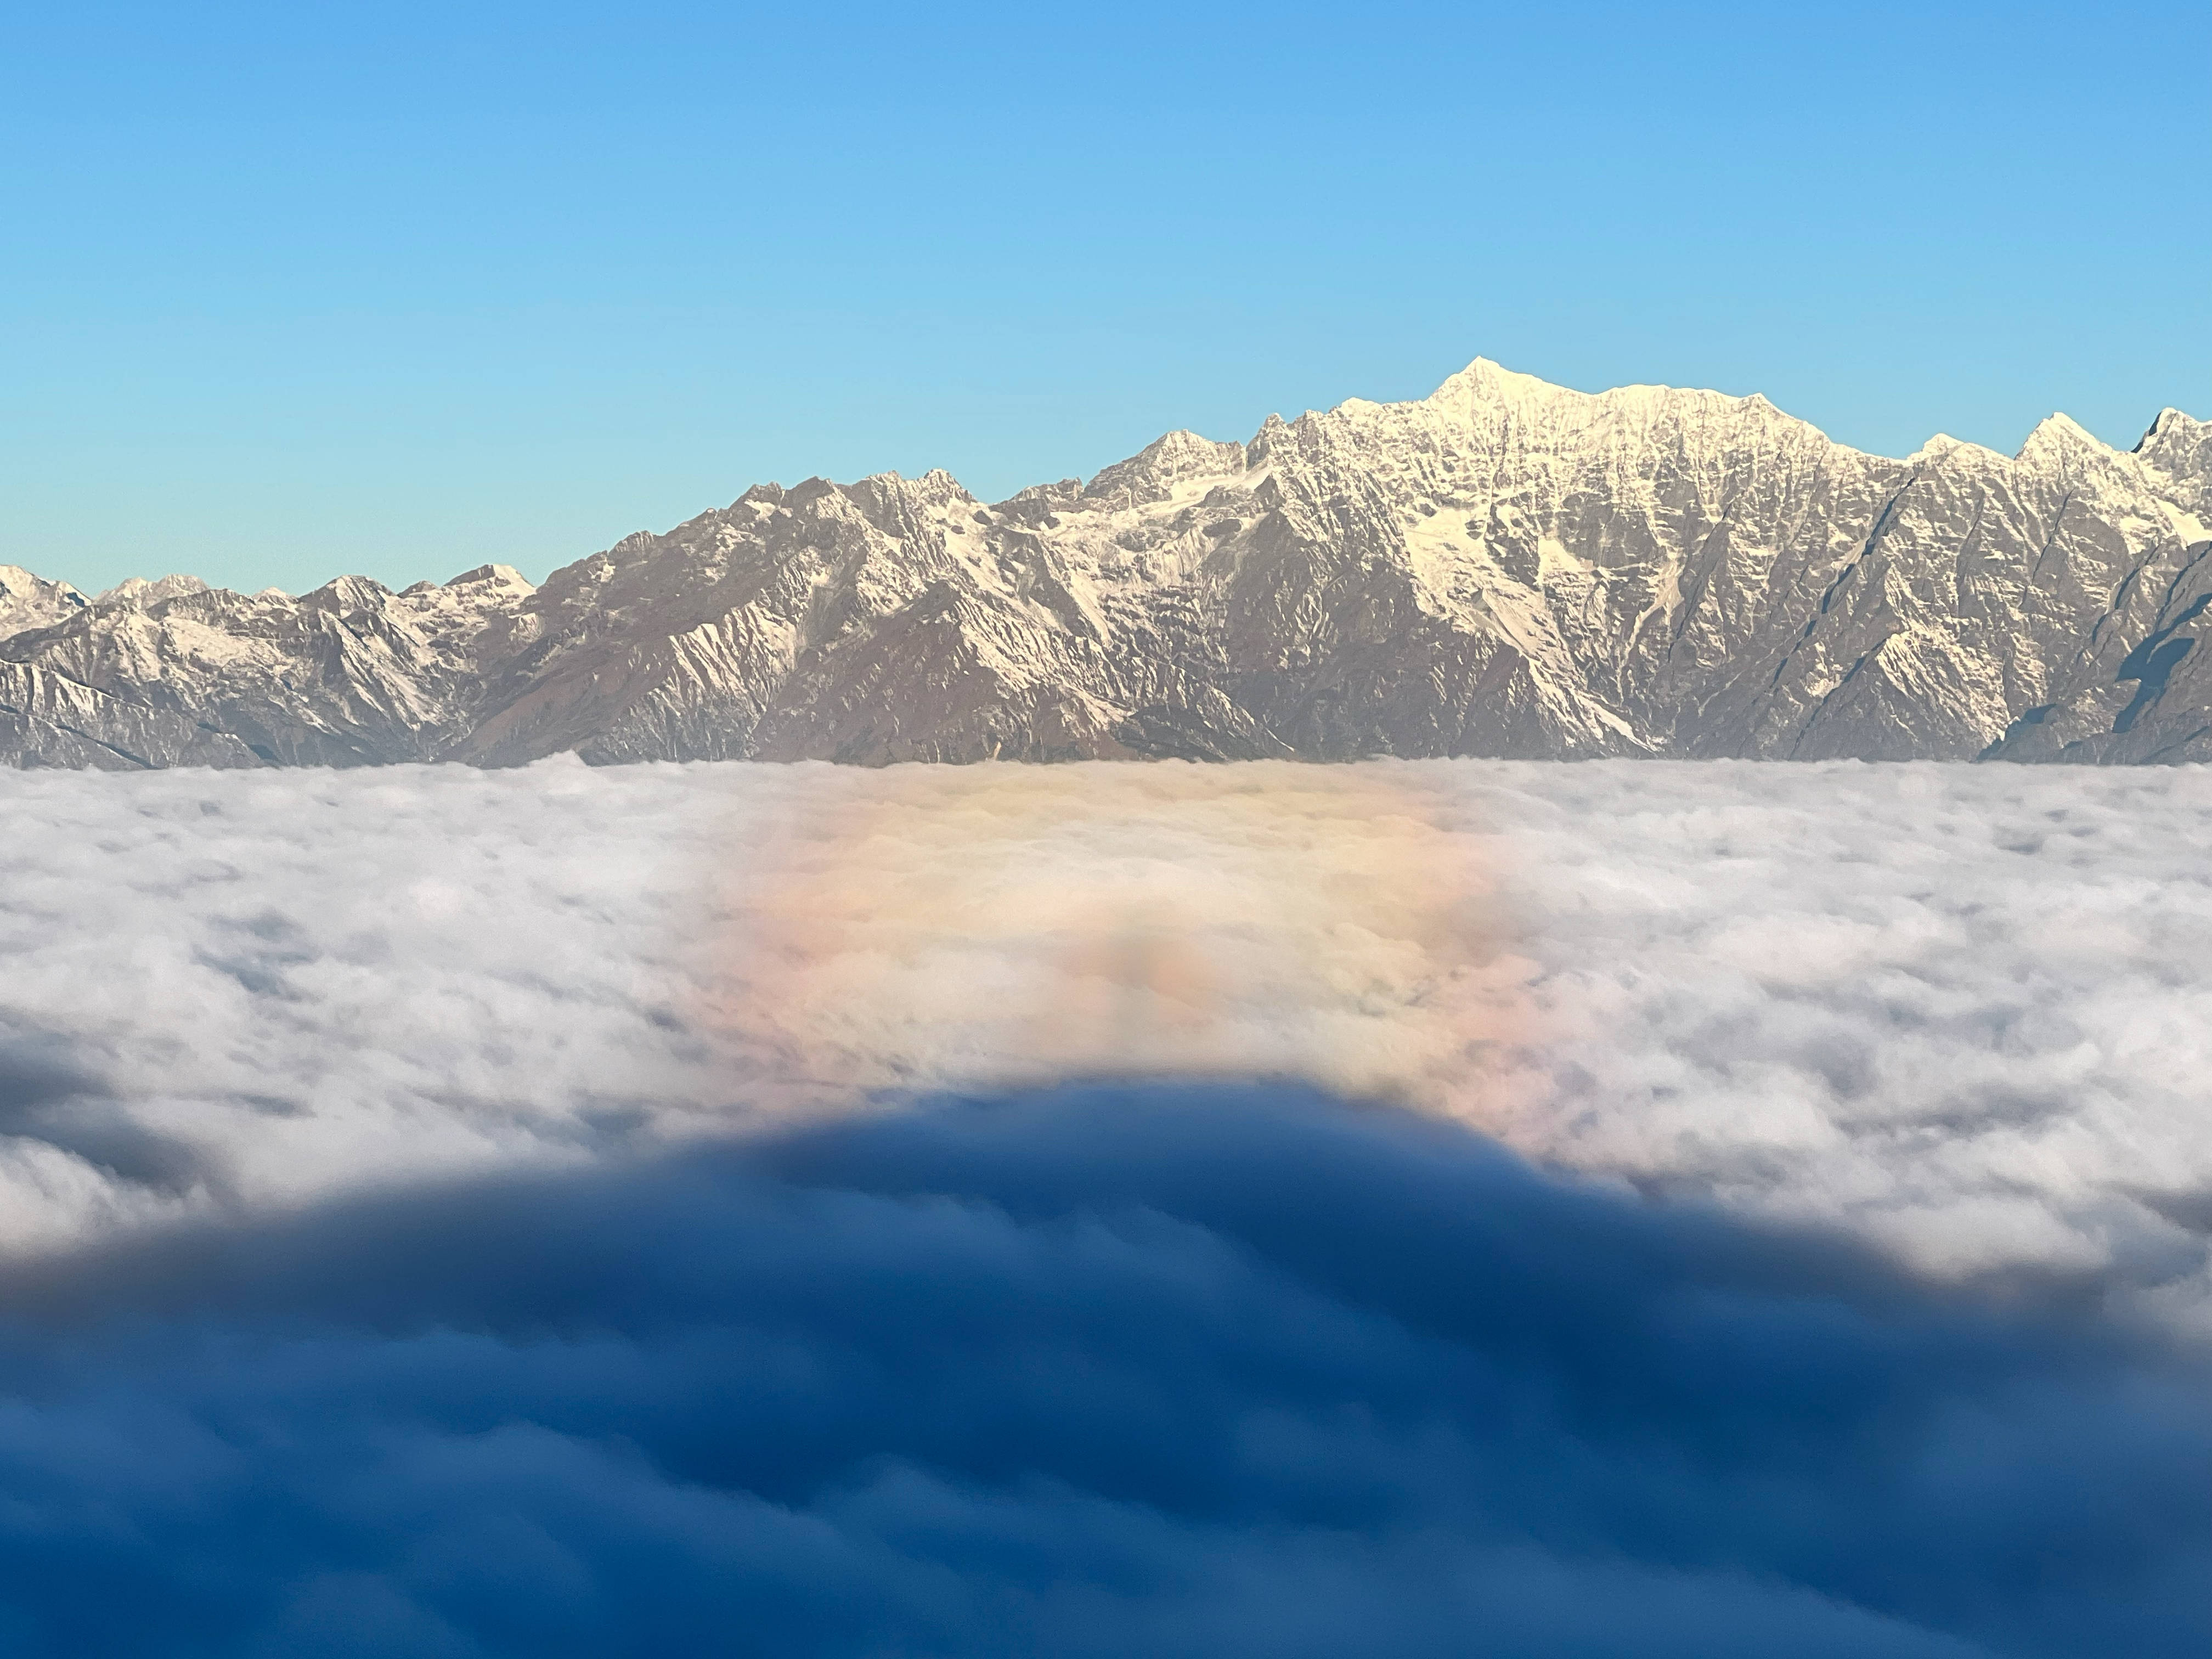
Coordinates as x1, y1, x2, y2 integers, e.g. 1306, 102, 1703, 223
0, 565, 89, 639
439, 563, 536, 595
2135, 409, 2212, 511
96, 573, 212, 610
1906, 433, 1994, 465
2016, 411, 2110, 464
1429, 355, 1585, 411
1084, 430, 1248, 507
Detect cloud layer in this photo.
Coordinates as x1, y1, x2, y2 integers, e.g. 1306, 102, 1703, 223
7, 758, 2212, 1654
3, 756, 2210, 1321
1, 1082, 2207, 1658
1478, 760, 2212, 1318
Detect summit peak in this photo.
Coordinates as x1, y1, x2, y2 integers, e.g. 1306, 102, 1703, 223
1430, 356, 1579, 406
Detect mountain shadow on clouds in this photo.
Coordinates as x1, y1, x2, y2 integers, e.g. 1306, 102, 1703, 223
0, 1036, 213, 1195
0, 1081, 2206, 1658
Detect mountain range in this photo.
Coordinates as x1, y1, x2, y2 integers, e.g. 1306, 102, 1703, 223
4, 358, 2208, 771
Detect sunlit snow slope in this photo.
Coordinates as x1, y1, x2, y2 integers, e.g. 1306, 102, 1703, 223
5, 362, 2208, 768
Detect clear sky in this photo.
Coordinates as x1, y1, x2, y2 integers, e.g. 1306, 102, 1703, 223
2, 1, 2204, 596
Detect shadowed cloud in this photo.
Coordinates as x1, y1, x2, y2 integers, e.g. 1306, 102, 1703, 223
0, 1081, 2204, 1658
0, 1037, 212, 1196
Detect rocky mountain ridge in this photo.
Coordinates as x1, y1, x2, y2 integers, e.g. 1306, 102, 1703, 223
4, 359, 2208, 770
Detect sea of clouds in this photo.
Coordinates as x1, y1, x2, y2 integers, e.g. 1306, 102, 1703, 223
3, 756, 2211, 1655
4, 755, 2210, 1317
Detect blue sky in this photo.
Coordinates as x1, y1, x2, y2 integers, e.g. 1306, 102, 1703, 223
2, 1, 2203, 595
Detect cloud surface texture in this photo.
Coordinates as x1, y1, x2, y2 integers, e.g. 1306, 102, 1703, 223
1, 1081, 2209, 1658
5, 757, 2212, 1654
4, 757, 2210, 1317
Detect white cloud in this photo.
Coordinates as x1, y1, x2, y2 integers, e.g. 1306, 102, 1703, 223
1476, 759, 2212, 1322
3, 755, 2210, 1324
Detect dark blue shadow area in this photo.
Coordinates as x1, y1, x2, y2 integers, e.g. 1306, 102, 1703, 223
0, 1081, 2205, 1658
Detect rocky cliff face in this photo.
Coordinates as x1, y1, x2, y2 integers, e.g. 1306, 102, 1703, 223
4, 360, 2207, 770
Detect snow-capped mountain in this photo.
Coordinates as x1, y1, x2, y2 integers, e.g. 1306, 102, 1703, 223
4, 359, 2207, 770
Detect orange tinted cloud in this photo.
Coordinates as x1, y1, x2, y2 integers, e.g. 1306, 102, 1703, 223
699, 760, 1538, 1124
